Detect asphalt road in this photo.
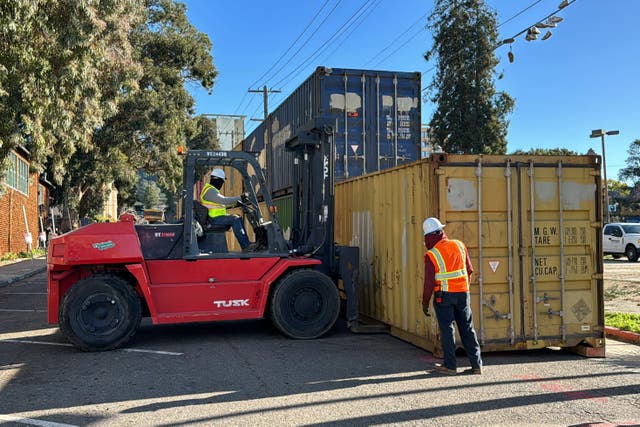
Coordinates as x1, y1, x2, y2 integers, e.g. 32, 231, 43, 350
1, 273, 639, 427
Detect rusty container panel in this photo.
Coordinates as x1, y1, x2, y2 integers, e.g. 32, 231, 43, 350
335, 154, 604, 354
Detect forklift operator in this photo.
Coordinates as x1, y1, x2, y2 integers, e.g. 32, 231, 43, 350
200, 168, 251, 250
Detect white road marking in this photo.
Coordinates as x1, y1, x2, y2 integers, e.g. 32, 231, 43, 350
0, 414, 78, 427
122, 348, 183, 356
0, 363, 26, 370
0, 339, 183, 356
1, 339, 72, 347
0, 327, 59, 340
2, 292, 48, 295
0, 309, 46, 312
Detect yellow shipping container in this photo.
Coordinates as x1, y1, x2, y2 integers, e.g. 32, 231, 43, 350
335, 153, 604, 354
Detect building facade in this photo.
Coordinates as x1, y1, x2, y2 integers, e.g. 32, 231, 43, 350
206, 114, 246, 151
421, 125, 443, 158
1, 146, 51, 255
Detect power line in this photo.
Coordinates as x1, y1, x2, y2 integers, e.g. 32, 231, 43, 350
318, 0, 382, 65
246, 0, 379, 133
272, 0, 378, 89
248, 0, 332, 89
421, 0, 577, 93
263, 0, 343, 87
363, 11, 429, 67
371, 24, 426, 69
498, 0, 545, 28
233, 1, 332, 115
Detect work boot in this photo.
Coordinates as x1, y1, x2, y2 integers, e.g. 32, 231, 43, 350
464, 367, 483, 375
433, 364, 458, 375
242, 242, 260, 253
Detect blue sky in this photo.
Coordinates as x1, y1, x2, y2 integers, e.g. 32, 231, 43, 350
182, 0, 639, 182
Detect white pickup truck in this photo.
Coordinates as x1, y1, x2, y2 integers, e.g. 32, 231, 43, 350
603, 223, 640, 262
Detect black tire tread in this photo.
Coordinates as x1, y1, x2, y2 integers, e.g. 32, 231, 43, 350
269, 269, 340, 340
59, 274, 141, 352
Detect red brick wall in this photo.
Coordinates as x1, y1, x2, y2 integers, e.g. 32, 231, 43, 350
0, 171, 41, 256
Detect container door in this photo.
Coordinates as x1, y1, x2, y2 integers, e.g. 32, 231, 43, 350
436, 160, 520, 345
437, 158, 600, 349
515, 160, 600, 346
321, 72, 366, 180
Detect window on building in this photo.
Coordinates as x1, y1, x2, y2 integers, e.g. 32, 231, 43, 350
38, 184, 45, 205
5, 151, 29, 195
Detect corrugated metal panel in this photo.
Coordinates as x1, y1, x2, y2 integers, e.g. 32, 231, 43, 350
243, 66, 421, 195
335, 154, 604, 353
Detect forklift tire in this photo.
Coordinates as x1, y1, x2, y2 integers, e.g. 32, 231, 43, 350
270, 269, 340, 339
59, 274, 142, 352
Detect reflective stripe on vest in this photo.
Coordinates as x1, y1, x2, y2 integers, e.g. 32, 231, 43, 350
426, 239, 468, 292
199, 183, 226, 218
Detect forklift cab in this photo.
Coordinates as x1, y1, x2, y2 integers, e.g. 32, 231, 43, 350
181, 150, 290, 258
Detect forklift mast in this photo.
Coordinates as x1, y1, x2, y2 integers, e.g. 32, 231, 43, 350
286, 124, 360, 324
286, 125, 335, 270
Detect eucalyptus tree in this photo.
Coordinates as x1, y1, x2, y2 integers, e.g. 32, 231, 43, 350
0, 0, 143, 195
56, 0, 218, 216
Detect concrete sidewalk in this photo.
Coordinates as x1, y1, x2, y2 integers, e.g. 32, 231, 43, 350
0, 257, 47, 287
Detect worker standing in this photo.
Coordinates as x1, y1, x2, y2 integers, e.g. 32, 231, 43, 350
422, 217, 482, 375
200, 168, 252, 251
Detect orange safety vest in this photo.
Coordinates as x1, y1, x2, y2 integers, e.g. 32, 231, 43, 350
199, 183, 226, 218
425, 239, 469, 292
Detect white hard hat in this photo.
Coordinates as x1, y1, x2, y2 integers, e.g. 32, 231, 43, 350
423, 217, 445, 235
211, 169, 226, 180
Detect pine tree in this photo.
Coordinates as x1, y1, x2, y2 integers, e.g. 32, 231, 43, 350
425, 0, 514, 154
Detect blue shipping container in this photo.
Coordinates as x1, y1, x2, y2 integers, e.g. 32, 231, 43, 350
243, 67, 421, 194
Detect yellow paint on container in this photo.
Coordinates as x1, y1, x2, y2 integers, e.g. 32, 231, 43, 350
335, 153, 604, 354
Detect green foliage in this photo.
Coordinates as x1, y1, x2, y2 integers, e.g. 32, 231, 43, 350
509, 148, 580, 156
1, 0, 217, 218
101, 0, 218, 199
138, 179, 161, 209
425, 0, 514, 155
606, 179, 640, 220
0, 0, 144, 185
605, 312, 640, 334
619, 139, 640, 187
0, 248, 46, 261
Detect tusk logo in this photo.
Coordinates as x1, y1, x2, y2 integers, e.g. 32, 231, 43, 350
213, 299, 250, 308
323, 155, 329, 179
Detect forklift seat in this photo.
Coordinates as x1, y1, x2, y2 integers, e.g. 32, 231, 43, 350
194, 201, 230, 253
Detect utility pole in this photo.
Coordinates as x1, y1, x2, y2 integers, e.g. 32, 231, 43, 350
249, 85, 281, 123
590, 129, 619, 224
249, 85, 281, 190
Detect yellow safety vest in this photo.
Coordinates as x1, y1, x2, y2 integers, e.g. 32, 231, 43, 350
425, 239, 469, 292
199, 183, 226, 218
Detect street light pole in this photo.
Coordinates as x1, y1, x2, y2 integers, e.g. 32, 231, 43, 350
590, 129, 620, 224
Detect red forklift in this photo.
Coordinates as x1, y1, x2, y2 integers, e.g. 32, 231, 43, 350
47, 125, 361, 351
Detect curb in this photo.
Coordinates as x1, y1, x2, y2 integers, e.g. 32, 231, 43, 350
0, 266, 47, 288
605, 326, 640, 345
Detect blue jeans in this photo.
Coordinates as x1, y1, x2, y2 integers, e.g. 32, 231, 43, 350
210, 215, 249, 249
433, 291, 482, 370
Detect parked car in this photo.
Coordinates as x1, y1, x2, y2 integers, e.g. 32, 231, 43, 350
603, 223, 640, 262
